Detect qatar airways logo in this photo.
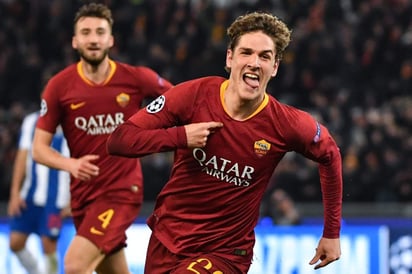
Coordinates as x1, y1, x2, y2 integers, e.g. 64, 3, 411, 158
193, 148, 254, 187
74, 112, 124, 135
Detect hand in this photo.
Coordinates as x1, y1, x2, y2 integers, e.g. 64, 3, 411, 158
68, 154, 100, 181
309, 237, 341, 270
184, 122, 223, 148
60, 205, 72, 218
7, 194, 26, 217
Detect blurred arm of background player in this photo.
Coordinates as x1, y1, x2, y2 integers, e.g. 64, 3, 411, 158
7, 147, 28, 217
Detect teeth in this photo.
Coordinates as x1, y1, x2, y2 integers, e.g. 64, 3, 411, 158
245, 73, 258, 79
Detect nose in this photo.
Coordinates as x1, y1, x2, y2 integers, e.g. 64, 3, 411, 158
85, 31, 100, 44
247, 55, 260, 68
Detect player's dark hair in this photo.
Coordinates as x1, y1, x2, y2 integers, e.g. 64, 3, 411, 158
226, 12, 291, 62
73, 2, 113, 32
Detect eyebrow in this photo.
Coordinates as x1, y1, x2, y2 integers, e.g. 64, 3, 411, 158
238, 47, 274, 55
79, 26, 107, 32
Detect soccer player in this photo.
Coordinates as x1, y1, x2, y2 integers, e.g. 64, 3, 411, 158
8, 111, 70, 274
32, 3, 172, 274
107, 11, 343, 273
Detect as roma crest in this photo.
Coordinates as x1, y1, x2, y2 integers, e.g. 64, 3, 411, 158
254, 139, 271, 157
116, 92, 130, 108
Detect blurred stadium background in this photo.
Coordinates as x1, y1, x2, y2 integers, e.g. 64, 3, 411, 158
0, 0, 411, 273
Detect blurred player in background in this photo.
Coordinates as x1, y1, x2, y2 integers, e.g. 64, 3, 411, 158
8, 111, 70, 274
32, 2, 172, 274
108, 11, 342, 273
264, 188, 301, 225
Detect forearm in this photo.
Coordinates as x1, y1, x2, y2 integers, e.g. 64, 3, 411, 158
32, 128, 73, 172
107, 121, 187, 157
9, 150, 27, 196
319, 146, 343, 238
32, 142, 72, 172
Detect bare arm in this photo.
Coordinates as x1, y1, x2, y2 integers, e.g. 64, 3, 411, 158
32, 128, 69, 170
33, 128, 100, 181
7, 149, 28, 216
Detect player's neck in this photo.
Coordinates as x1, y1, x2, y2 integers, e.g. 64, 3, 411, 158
223, 90, 263, 121
80, 58, 111, 84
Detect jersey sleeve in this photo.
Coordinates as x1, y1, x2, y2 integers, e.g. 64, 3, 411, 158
281, 108, 343, 238
107, 80, 197, 157
37, 77, 64, 134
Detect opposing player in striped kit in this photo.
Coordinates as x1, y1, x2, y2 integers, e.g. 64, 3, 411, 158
8, 111, 70, 274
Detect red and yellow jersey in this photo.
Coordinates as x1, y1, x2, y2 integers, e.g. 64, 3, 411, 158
37, 60, 172, 210
108, 76, 342, 263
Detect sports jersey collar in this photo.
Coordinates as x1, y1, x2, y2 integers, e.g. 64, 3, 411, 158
220, 80, 269, 120
77, 59, 117, 86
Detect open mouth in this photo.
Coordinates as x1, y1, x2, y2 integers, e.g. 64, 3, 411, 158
243, 73, 260, 89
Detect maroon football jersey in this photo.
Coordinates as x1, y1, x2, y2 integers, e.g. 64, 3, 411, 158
37, 60, 172, 210
108, 76, 342, 263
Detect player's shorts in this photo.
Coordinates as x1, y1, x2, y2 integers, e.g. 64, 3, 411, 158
72, 197, 140, 255
144, 233, 248, 274
9, 200, 62, 239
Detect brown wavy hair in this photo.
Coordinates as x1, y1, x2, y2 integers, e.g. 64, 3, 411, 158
226, 11, 291, 62
73, 3, 114, 33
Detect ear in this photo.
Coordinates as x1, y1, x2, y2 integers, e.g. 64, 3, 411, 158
109, 34, 114, 48
226, 49, 233, 70
72, 36, 77, 49
271, 59, 280, 77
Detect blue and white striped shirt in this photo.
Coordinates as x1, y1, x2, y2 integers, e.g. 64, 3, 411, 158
18, 112, 70, 209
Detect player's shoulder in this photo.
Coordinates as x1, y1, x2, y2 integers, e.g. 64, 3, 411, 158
114, 61, 152, 74
113, 61, 159, 82
195, 75, 226, 85
169, 76, 225, 99
113, 60, 134, 70
178, 76, 225, 90
48, 63, 77, 85
267, 95, 314, 125
268, 95, 306, 114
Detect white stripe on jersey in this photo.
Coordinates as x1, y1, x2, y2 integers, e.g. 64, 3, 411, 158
18, 112, 70, 208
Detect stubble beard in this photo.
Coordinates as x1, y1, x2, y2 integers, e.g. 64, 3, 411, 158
78, 48, 110, 67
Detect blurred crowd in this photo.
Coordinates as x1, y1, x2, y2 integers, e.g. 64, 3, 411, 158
0, 0, 411, 203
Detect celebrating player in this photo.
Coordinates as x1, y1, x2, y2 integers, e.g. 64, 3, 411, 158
108, 11, 342, 273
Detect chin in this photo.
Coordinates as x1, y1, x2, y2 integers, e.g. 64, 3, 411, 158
78, 49, 107, 66
83, 55, 105, 66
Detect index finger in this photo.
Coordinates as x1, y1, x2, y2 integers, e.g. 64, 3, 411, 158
83, 154, 100, 161
206, 121, 223, 129
309, 251, 321, 265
